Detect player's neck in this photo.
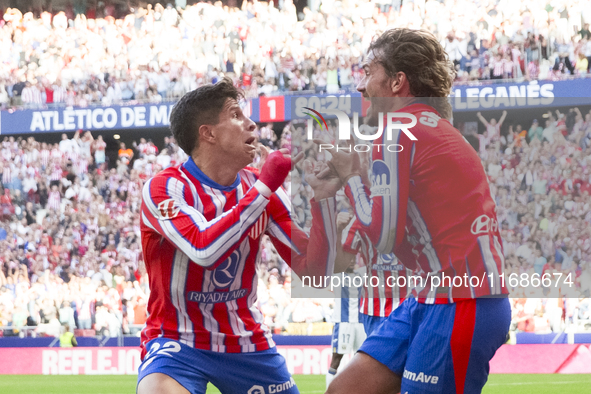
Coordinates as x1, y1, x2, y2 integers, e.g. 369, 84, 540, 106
387, 96, 417, 112
191, 153, 239, 187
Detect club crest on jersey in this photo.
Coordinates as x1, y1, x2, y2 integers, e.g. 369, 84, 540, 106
213, 250, 241, 288
371, 160, 391, 196
249, 212, 268, 240
158, 199, 181, 219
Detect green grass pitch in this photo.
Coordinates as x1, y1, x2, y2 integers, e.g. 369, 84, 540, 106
1, 374, 590, 393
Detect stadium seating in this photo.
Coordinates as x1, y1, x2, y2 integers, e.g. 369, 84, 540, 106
1, 0, 591, 110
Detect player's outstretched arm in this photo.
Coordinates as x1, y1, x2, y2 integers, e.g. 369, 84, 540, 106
141, 175, 270, 269
334, 213, 358, 274
264, 191, 338, 285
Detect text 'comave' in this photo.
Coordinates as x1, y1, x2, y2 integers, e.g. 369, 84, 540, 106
403, 369, 439, 384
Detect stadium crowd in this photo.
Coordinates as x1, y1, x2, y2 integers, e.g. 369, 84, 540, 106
0, 103, 591, 337
0, 130, 163, 337
475, 106, 591, 333
2, 0, 591, 109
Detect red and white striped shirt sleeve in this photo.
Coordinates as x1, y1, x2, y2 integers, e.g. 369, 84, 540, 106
265, 187, 337, 282
345, 130, 414, 255
141, 175, 272, 269
341, 217, 364, 255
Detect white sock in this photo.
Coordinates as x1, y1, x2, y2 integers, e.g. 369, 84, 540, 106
326, 368, 337, 389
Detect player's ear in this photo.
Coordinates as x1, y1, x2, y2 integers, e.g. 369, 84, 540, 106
198, 124, 216, 144
390, 71, 409, 96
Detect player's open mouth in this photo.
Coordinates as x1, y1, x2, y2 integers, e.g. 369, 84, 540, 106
245, 137, 256, 149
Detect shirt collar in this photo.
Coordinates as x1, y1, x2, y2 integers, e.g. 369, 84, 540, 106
182, 156, 241, 192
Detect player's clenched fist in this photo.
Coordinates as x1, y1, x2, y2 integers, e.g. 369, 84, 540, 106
259, 149, 292, 192
303, 159, 343, 201
336, 211, 352, 232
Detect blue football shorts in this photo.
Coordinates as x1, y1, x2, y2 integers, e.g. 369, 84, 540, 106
137, 338, 299, 394
359, 297, 511, 394
359, 313, 388, 336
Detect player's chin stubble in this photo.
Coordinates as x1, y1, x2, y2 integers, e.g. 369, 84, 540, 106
366, 105, 381, 127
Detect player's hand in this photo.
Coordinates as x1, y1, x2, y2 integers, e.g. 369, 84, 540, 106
336, 211, 352, 232
359, 150, 372, 188
292, 150, 304, 170
257, 145, 271, 169
260, 146, 304, 171
302, 160, 342, 200
259, 149, 292, 192
313, 138, 362, 184
313, 160, 337, 180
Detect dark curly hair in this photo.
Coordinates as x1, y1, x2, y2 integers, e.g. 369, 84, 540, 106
368, 28, 455, 119
169, 77, 244, 154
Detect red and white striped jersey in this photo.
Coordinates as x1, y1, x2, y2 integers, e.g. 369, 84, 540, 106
76, 158, 88, 174
345, 103, 508, 303
2, 166, 11, 185
341, 217, 407, 317
127, 179, 142, 198
1, 148, 11, 162
53, 86, 67, 103
38, 244, 49, 257
68, 150, 79, 163
21, 86, 43, 104
50, 164, 62, 182
140, 158, 337, 355
47, 191, 61, 211
41, 149, 50, 167
145, 144, 158, 156
492, 60, 504, 77
94, 141, 106, 153
51, 148, 62, 160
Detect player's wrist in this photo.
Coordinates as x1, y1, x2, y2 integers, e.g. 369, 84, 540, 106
343, 173, 361, 185
259, 151, 291, 192
253, 180, 272, 198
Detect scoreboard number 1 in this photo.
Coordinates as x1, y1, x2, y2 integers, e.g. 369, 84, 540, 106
259, 96, 285, 122
267, 99, 276, 119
